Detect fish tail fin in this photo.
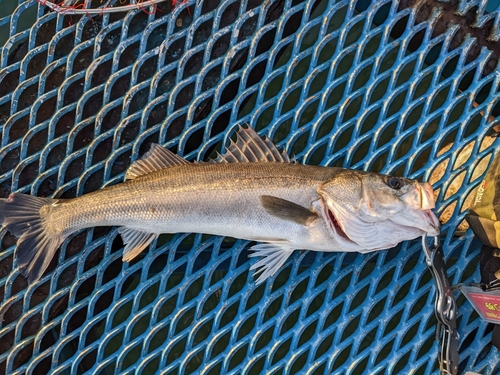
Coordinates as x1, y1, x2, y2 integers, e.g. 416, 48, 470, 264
0, 194, 63, 283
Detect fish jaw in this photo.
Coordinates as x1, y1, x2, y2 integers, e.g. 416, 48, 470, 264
393, 204, 441, 236
398, 182, 440, 236
420, 182, 435, 209
419, 183, 441, 236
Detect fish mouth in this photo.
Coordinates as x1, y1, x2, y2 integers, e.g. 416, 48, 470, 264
404, 182, 436, 210
419, 182, 435, 210
415, 208, 441, 236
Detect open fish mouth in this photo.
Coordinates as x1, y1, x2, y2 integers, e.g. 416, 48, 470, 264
419, 182, 436, 210
401, 182, 440, 235
415, 208, 441, 235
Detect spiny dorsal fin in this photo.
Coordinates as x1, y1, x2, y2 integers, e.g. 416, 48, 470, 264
126, 144, 189, 180
260, 195, 318, 226
211, 125, 291, 163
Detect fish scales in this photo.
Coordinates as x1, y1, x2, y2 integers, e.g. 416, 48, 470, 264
49, 163, 337, 241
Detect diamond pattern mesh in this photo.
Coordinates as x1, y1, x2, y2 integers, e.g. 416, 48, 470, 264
0, 0, 500, 373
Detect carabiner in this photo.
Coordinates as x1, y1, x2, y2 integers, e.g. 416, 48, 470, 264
422, 234, 459, 375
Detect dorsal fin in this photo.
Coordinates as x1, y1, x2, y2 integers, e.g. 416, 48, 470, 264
211, 125, 291, 163
126, 144, 189, 180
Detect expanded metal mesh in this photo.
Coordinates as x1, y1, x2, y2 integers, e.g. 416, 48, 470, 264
1, 0, 500, 373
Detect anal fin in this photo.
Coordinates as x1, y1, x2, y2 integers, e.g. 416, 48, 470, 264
118, 227, 158, 261
248, 242, 295, 284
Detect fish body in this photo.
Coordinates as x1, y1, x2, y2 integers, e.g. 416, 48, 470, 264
49, 163, 337, 251
0, 127, 440, 283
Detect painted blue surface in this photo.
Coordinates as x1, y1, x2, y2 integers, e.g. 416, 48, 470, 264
487, 0, 500, 12
0, 0, 499, 374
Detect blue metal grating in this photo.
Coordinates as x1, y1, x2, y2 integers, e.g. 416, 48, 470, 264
1, 0, 500, 373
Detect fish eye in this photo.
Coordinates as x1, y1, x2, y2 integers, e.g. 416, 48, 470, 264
385, 177, 401, 190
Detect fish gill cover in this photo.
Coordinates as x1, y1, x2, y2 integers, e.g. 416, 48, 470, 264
0, 0, 499, 374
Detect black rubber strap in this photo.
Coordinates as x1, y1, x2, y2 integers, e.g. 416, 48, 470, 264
492, 325, 500, 350
479, 245, 500, 285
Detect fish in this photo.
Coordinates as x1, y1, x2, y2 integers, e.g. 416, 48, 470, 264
0, 126, 440, 284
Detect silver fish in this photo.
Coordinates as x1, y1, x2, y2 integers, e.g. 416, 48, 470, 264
0, 126, 440, 284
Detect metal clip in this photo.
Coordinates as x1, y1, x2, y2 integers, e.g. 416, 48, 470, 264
422, 234, 459, 375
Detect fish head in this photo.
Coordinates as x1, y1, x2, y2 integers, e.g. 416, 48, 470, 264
317, 170, 440, 250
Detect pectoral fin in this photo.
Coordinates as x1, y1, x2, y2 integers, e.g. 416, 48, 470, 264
260, 195, 318, 226
249, 242, 295, 284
